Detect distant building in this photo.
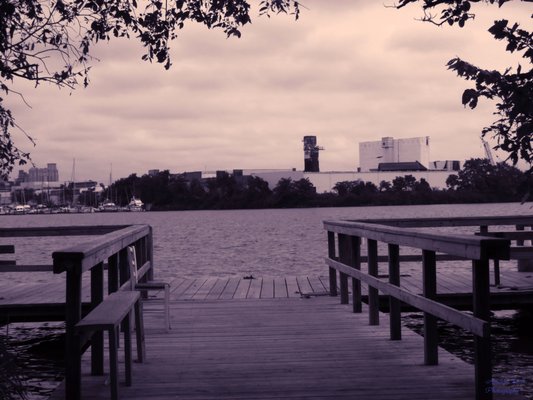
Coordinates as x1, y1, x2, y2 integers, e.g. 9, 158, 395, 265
359, 137, 430, 172
27, 163, 59, 182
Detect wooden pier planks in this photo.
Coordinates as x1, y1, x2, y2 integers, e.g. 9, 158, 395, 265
51, 297, 478, 400
2, 269, 533, 307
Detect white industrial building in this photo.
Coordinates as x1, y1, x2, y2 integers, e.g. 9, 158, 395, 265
359, 136, 431, 172
200, 136, 461, 193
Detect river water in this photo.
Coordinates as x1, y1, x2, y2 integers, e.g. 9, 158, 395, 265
1, 203, 532, 398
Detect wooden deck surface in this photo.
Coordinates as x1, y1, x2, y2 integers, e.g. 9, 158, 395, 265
1, 266, 532, 306
49, 296, 483, 400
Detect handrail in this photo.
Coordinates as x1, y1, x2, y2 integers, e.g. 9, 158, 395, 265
324, 220, 510, 260
0, 225, 129, 237
53, 225, 151, 274
324, 217, 515, 400
325, 257, 490, 337
350, 215, 533, 227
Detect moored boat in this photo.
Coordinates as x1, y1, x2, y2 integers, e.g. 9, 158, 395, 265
128, 197, 144, 212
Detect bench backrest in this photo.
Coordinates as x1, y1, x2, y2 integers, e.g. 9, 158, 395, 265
127, 246, 139, 290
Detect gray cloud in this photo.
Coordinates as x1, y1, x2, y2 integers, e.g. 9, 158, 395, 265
6, 0, 530, 182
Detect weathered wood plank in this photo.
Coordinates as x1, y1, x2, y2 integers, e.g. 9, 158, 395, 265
219, 277, 240, 300
285, 276, 301, 298
51, 296, 478, 400
274, 277, 288, 298
205, 278, 229, 300
169, 279, 196, 300
178, 278, 208, 300
307, 276, 326, 294
261, 277, 274, 299
294, 276, 312, 296
233, 278, 252, 299
246, 277, 262, 299
191, 277, 219, 300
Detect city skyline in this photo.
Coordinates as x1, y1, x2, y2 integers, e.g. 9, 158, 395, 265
5, 1, 530, 183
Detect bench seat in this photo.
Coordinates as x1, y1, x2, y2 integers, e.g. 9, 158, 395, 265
76, 291, 145, 400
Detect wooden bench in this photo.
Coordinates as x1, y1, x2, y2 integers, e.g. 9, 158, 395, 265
75, 291, 145, 400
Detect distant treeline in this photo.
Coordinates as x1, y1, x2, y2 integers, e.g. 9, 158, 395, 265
99, 159, 531, 211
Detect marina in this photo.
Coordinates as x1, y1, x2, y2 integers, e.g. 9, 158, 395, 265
1, 209, 533, 399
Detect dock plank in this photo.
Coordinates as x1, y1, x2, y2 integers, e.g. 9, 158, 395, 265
51, 297, 479, 400
296, 276, 313, 295
191, 277, 219, 300
307, 276, 327, 294
246, 277, 262, 299
177, 278, 207, 300
274, 277, 288, 298
285, 276, 301, 298
204, 278, 229, 300
261, 277, 274, 299
219, 277, 240, 300
233, 278, 252, 299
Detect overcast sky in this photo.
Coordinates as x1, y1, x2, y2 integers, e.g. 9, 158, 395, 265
6, 0, 532, 183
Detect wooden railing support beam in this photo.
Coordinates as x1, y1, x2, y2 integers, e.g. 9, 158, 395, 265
473, 259, 492, 400
388, 244, 401, 340
368, 239, 379, 326
65, 266, 82, 400
338, 234, 349, 305
327, 231, 337, 297
90, 262, 105, 375
423, 250, 438, 365
351, 236, 362, 314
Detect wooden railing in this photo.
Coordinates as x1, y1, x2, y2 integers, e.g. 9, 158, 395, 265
49, 224, 154, 400
324, 217, 515, 400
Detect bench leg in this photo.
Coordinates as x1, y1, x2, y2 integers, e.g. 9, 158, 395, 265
164, 284, 171, 332
109, 327, 119, 400
124, 311, 133, 386
134, 300, 146, 363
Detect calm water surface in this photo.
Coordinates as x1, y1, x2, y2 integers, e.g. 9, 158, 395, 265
2, 202, 533, 280
1, 203, 532, 398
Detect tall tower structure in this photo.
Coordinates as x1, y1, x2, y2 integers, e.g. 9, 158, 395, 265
303, 135, 324, 172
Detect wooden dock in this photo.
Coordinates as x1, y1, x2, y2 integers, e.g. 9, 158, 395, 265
2, 270, 531, 399
2, 219, 533, 400
2, 267, 533, 310
47, 296, 486, 400
2, 266, 533, 321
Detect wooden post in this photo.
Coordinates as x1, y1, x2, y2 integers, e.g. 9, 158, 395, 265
108, 253, 119, 295
64, 263, 83, 400
479, 226, 500, 285
473, 258, 492, 400
147, 226, 155, 281
516, 224, 524, 246
351, 236, 362, 314
90, 262, 105, 375
493, 259, 500, 286
119, 247, 129, 287
367, 239, 379, 326
388, 244, 401, 340
423, 250, 438, 365
338, 234, 349, 304
327, 231, 337, 296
